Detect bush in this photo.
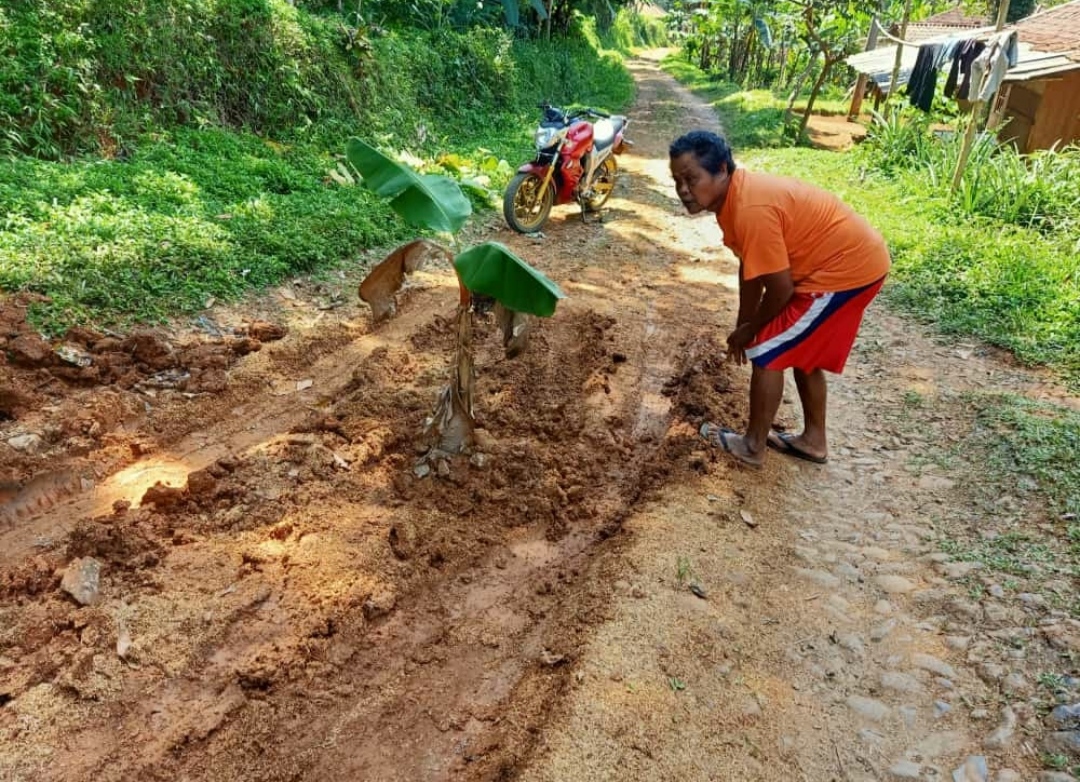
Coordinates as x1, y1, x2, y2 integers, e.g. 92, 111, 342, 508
861, 109, 1080, 238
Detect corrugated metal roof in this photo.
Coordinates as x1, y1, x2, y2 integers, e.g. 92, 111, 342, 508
846, 26, 998, 93
847, 0, 1080, 89
1003, 51, 1080, 80
846, 26, 1079, 91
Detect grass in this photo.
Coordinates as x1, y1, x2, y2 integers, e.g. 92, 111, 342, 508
966, 395, 1080, 520
660, 57, 789, 149
675, 555, 696, 587
0, 130, 410, 332
928, 391, 1080, 611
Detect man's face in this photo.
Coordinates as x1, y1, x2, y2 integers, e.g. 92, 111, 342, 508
670, 152, 729, 215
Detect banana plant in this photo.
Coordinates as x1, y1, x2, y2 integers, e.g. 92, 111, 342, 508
345, 138, 565, 461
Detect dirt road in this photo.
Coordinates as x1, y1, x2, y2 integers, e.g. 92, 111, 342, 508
1, 54, 1076, 782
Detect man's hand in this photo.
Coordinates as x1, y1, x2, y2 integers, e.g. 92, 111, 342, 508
726, 322, 756, 365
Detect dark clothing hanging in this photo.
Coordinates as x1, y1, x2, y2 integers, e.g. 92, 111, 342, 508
907, 43, 942, 112
944, 39, 986, 100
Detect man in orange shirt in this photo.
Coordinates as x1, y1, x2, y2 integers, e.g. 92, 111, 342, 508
669, 130, 890, 466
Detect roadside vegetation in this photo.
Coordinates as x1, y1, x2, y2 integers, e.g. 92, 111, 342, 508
0, 0, 656, 333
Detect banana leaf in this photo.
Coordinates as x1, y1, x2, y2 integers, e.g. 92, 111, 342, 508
454, 242, 565, 318
346, 138, 471, 235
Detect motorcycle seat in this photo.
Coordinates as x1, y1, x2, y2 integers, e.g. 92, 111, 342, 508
592, 116, 627, 150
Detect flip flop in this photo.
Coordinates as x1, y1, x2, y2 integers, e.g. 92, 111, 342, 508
699, 423, 763, 468
766, 430, 828, 464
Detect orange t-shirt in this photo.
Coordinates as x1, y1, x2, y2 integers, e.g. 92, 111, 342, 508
717, 169, 890, 292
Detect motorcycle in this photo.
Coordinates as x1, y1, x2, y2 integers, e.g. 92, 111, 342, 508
503, 103, 630, 234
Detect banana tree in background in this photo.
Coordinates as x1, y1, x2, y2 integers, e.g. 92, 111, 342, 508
345, 138, 565, 462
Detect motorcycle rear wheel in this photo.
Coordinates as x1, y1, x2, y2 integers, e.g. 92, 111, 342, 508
584, 157, 618, 212
504, 172, 554, 234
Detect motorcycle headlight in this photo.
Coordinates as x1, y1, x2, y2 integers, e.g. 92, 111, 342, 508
534, 127, 560, 150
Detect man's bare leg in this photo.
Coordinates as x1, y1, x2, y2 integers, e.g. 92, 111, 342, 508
704, 365, 785, 465
786, 367, 828, 460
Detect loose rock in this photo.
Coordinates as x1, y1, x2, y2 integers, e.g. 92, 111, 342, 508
61, 557, 102, 606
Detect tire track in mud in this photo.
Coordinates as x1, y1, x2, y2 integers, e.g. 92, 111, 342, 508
0, 283, 450, 568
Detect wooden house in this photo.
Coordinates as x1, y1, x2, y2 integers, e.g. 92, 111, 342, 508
996, 0, 1080, 152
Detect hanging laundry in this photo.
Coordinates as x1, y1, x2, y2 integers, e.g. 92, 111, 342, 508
970, 30, 1019, 102
907, 43, 943, 112
944, 39, 985, 100
933, 39, 962, 70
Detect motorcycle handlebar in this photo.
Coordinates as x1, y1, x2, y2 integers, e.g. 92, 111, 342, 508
539, 103, 612, 121
567, 107, 611, 120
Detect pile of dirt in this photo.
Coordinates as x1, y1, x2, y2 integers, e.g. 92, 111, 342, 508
0, 294, 289, 526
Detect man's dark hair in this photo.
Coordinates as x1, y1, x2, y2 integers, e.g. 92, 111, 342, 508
669, 131, 737, 175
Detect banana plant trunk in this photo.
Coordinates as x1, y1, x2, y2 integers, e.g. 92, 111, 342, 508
427, 285, 476, 455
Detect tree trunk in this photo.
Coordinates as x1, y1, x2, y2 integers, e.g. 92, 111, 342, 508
798, 56, 839, 138
728, 20, 740, 81
784, 58, 815, 124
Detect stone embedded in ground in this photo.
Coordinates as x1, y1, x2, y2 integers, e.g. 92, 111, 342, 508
1049, 703, 1080, 729
362, 589, 396, 619
1037, 773, 1079, 782
919, 474, 956, 491
951, 755, 989, 782
871, 618, 898, 641
915, 731, 968, 758
875, 575, 917, 594
61, 557, 102, 606
939, 561, 981, 580
888, 760, 922, 779
1002, 672, 1031, 695
1043, 730, 1080, 758
882, 671, 923, 693
945, 635, 972, 650
6, 433, 44, 453
993, 771, 1021, 782
794, 568, 841, 588
847, 695, 889, 721
983, 706, 1017, 749
977, 662, 1006, 683
912, 653, 957, 679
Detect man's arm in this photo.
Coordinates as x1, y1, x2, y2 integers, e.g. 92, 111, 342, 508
745, 268, 794, 334
727, 268, 794, 364
736, 261, 764, 326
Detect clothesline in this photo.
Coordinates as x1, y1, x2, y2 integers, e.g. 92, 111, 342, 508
871, 17, 1000, 49
872, 18, 924, 48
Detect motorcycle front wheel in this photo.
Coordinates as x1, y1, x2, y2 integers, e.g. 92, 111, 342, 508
584, 157, 618, 212
503, 172, 554, 234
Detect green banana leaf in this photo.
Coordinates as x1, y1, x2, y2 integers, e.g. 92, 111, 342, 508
346, 138, 472, 235
454, 242, 566, 318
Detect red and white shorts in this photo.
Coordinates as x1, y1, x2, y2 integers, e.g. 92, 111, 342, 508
745, 277, 885, 374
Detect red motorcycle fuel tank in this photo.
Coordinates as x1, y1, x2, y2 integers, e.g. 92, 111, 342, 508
562, 120, 594, 160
